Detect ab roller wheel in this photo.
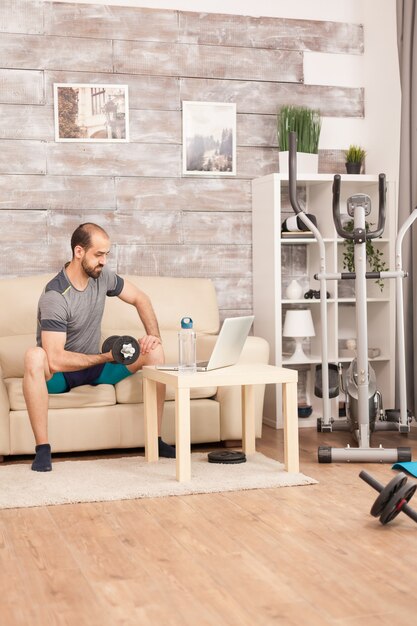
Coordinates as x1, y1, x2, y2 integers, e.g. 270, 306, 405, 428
359, 470, 417, 526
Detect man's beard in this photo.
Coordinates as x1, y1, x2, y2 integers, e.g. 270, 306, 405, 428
82, 258, 103, 279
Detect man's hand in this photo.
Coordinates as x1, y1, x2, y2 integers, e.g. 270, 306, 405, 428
139, 334, 161, 355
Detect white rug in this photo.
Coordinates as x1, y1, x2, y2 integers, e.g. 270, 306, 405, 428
0, 452, 317, 510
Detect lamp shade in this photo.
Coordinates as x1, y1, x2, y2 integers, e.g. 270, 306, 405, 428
283, 309, 315, 338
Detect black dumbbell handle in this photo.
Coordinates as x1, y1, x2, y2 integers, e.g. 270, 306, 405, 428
359, 470, 417, 523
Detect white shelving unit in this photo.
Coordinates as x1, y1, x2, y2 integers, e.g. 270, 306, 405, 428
252, 173, 397, 429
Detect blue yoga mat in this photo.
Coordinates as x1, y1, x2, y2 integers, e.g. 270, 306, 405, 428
392, 462, 417, 477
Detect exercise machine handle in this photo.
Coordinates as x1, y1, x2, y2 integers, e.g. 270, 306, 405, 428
288, 132, 324, 239
332, 173, 386, 240
288, 132, 303, 215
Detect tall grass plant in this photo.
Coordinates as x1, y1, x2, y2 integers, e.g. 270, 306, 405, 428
277, 106, 322, 154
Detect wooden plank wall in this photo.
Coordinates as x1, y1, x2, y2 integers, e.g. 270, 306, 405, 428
0, 1, 364, 320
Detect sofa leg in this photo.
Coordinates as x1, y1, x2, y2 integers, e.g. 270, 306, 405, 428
223, 439, 242, 448
0, 455, 4, 463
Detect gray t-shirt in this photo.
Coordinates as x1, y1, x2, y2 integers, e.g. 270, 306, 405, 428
36, 265, 124, 354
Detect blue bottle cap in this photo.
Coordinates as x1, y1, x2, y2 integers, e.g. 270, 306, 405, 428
181, 316, 193, 329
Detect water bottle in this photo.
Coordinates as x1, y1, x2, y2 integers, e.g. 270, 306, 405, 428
178, 316, 196, 374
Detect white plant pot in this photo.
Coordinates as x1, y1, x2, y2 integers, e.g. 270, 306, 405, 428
279, 151, 319, 175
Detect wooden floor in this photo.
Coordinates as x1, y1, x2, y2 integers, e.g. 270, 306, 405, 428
1, 426, 417, 625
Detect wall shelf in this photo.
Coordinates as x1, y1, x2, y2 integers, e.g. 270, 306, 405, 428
252, 173, 397, 428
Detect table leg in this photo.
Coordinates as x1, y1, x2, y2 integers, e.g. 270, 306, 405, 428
242, 384, 256, 455
175, 387, 191, 482
143, 376, 158, 462
282, 381, 299, 473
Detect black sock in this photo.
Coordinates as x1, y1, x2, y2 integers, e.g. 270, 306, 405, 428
32, 443, 52, 472
158, 437, 176, 458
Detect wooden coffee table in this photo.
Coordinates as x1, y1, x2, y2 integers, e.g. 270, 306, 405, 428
142, 363, 298, 482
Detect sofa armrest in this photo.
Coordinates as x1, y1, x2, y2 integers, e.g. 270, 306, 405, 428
236, 335, 270, 365
198, 334, 270, 441
197, 334, 269, 363
0, 366, 11, 455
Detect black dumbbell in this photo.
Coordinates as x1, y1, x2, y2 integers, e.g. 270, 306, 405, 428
359, 470, 417, 525
102, 335, 140, 365
304, 289, 330, 299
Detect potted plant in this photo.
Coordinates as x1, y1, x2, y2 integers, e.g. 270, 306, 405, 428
342, 220, 387, 291
277, 105, 322, 174
344, 144, 366, 174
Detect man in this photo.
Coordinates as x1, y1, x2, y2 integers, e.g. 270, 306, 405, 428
23, 222, 175, 472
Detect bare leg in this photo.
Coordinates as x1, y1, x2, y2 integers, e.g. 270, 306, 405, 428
23, 347, 51, 444
22, 347, 53, 471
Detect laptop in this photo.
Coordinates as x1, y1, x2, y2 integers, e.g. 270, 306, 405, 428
156, 315, 254, 372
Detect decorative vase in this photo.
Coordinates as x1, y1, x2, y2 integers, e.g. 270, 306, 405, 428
279, 151, 319, 175
285, 279, 303, 299
345, 162, 362, 174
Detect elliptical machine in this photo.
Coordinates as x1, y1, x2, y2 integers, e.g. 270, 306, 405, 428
287, 131, 417, 463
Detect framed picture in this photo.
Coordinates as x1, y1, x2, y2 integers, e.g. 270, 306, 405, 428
182, 101, 236, 176
54, 83, 129, 142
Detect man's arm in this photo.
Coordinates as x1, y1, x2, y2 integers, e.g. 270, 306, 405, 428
41, 331, 113, 374
117, 279, 162, 354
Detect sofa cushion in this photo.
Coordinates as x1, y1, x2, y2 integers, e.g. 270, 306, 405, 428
0, 274, 55, 337
114, 371, 217, 404
5, 373, 217, 410
0, 274, 220, 337
5, 378, 117, 411
0, 335, 35, 378
102, 275, 220, 333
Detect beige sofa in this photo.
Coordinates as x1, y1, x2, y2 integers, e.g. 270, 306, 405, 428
0, 274, 269, 460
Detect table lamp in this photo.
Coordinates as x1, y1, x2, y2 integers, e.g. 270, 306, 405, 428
283, 309, 315, 362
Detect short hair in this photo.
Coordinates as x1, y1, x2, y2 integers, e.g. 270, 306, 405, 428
70, 223, 109, 256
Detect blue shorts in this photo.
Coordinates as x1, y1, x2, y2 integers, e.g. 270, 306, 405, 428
47, 363, 133, 394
